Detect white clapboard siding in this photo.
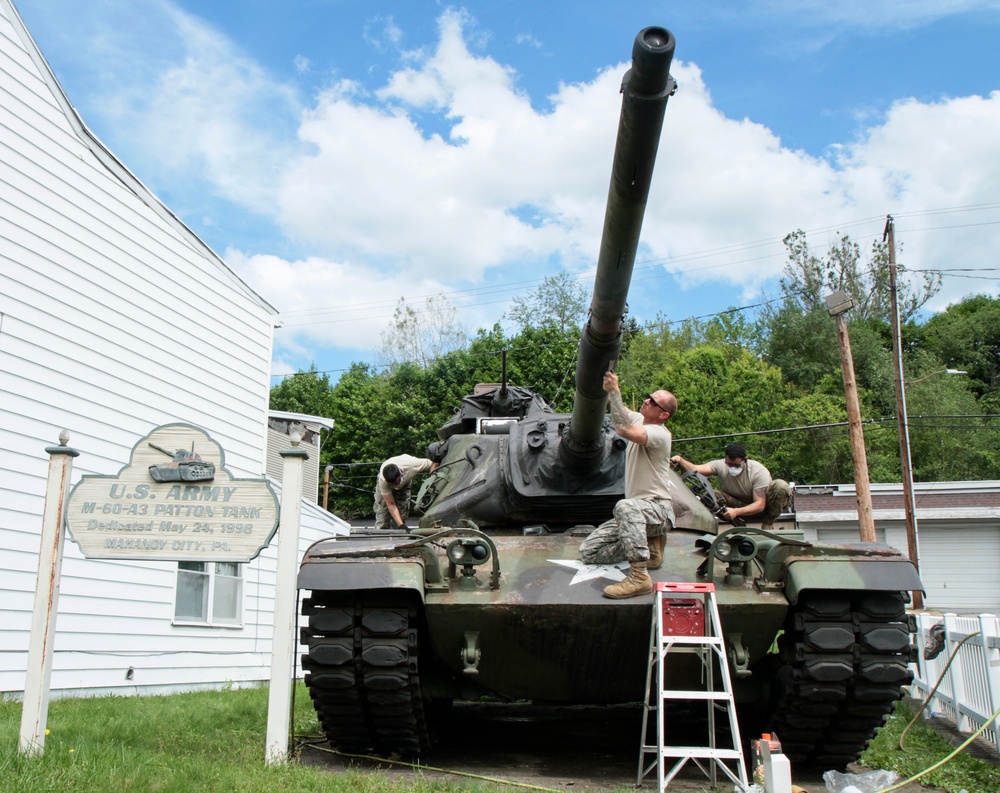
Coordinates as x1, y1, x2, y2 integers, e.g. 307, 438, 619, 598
0, 1, 350, 699
813, 527, 888, 546
3, 483, 347, 696
918, 524, 1000, 613
266, 412, 335, 505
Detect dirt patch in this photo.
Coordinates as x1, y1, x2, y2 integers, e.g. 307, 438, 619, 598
297, 702, 944, 791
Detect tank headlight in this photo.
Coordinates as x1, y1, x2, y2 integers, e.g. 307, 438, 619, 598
716, 535, 757, 562
447, 538, 491, 566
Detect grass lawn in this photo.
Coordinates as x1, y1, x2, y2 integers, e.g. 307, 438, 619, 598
2, 686, 997, 792
0, 684, 501, 793
859, 699, 1000, 793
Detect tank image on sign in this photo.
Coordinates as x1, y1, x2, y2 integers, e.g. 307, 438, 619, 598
66, 423, 278, 563
147, 442, 216, 482
297, 25, 924, 771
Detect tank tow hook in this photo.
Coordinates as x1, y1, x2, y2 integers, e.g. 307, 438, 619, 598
727, 632, 751, 678
461, 631, 481, 675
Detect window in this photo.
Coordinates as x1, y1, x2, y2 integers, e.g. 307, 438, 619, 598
174, 562, 243, 625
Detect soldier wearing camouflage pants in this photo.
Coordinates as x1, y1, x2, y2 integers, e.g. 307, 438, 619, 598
579, 371, 676, 599
374, 454, 438, 530
671, 442, 790, 529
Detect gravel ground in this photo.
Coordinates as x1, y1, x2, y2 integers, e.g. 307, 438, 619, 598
298, 702, 946, 792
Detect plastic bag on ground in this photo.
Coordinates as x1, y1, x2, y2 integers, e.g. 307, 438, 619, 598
823, 768, 899, 793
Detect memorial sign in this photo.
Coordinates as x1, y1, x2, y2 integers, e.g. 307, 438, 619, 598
66, 424, 279, 562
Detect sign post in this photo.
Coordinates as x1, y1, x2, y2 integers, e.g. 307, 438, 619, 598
265, 433, 308, 764
19, 432, 78, 756
27, 423, 287, 758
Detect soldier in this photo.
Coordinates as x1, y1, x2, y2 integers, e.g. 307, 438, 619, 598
580, 371, 676, 599
374, 454, 438, 530
671, 442, 790, 530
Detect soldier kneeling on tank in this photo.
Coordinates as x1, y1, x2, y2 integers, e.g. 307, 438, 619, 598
671, 442, 789, 530
579, 372, 676, 599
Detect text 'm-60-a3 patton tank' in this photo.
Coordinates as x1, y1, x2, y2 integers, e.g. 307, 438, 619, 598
298, 25, 923, 770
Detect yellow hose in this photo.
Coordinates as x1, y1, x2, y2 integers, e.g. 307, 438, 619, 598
875, 626, 999, 791
880, 702, 1000, 792
300, 739, 567, 792
900, 630, 980, 751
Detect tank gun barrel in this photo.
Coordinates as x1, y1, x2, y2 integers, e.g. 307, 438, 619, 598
564, 27, 675, 462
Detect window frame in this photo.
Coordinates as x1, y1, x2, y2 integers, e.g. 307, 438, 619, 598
172, 560, 245, 628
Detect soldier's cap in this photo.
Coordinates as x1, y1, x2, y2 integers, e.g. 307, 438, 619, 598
382, 463, 402, 484
725, 442, 747, 460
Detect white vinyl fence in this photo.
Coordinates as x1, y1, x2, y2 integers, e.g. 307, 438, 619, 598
909, 612, 1000, 757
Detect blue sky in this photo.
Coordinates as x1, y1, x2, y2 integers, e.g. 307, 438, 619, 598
16, 0, 1000, 383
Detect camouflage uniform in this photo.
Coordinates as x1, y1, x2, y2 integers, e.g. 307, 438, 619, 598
580, 498, 674, 565
715, 480, 790, 526
580, 408, 675, 566
708, 458, 790, 526
374, 483, 412, 529
373, 454, 434, 530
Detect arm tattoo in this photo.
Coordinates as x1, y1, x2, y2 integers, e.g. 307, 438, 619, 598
608, 391, 631, 431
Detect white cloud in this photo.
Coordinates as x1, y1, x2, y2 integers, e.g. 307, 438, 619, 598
244, 17, 999, 359
25, 0, 999, 369
225, 249, 473, 355
832, 91, 1000, 310
363, 14, 404, 54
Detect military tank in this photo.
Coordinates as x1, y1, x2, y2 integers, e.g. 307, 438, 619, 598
298, 25, 922, 770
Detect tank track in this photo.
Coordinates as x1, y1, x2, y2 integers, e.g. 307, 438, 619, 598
766, 590, 914, 770
300, 594, 431, 757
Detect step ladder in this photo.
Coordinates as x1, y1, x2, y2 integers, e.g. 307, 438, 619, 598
638, 582, 749, 791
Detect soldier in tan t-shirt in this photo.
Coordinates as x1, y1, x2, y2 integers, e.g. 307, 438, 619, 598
579, 371, 677, 599
671, 442, 789, 529
374, 454, 439, 530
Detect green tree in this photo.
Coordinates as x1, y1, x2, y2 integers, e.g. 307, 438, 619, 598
922, 293, 1000, 410
268, 365, 336, 417
761, 391, 854, 485
899, 348, 1000, 481
465, 323, 580, 410
764, 304, 839, 393
321, 363, 390, 517
506, 272, 588, 333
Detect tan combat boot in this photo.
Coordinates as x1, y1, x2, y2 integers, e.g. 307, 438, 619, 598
648, 534, 666, 571
603, 562, 652, 599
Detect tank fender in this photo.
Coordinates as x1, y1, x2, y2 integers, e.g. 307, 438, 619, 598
297, 560, 425, 601
784, 557, 923, 605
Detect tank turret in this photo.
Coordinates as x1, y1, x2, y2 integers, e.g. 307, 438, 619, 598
415, 26, 714, 532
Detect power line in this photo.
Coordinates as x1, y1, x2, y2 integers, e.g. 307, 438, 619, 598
320, 414, 1000, 473
273, 203, 999, 328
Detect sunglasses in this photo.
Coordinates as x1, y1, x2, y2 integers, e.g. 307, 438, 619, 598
644, 393, 667, 412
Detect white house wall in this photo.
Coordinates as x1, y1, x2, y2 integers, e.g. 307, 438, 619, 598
0, 1, 349, 698
918, 524, 1000, 613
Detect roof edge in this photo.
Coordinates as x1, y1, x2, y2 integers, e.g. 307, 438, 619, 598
1, 0, 278, 316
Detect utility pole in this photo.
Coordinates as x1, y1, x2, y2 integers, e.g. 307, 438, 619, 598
885, 215, 923, 608
323, 465, 333, 511
825, 290, 876, 542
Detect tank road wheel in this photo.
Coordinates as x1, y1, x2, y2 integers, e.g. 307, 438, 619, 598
300, 593, 431, 757
766, 591, 913, 770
